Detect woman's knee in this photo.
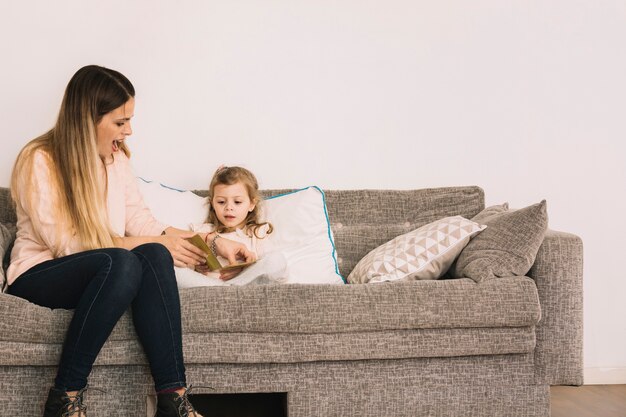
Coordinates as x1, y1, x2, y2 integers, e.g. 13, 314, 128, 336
103, 248, 143, 290
131, 243, 178, 291
132, 243, 174, 269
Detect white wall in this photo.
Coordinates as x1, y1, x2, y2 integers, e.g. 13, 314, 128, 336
1, 1, 624, 383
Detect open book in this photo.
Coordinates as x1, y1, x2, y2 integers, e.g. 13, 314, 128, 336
185, 234, 256, 271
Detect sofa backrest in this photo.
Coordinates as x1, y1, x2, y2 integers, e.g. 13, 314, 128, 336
0, 186, 485, 278
0, 187, 15, 225
321, 187, 485, 276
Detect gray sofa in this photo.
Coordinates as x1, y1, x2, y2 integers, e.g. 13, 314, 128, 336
0, 186, 583, 417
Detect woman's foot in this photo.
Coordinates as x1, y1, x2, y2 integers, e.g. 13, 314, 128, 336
43, 387, 87, 416
155, 386, 203, 417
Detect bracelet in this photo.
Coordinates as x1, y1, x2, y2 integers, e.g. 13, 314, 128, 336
210, 234, 221, 257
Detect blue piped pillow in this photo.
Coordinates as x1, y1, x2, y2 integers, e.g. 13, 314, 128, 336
263, 186, 344, 284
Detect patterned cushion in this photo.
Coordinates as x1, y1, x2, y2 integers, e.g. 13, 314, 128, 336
347, 216, 485, 284
453, 200, 548, 282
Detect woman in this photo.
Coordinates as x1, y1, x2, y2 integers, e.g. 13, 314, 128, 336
6, 65, 254, 417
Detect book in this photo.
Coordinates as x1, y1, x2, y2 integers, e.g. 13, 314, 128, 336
186, 234, 256, 272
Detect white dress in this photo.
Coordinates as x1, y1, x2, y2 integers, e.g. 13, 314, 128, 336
175, 223, 288, 288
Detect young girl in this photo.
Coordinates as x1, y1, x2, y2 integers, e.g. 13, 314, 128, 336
175, 166, 288, 287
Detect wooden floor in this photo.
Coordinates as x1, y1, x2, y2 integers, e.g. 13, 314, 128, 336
551, 385, 626, 417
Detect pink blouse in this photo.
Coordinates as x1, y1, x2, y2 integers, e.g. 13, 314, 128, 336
7, 150, 167, 285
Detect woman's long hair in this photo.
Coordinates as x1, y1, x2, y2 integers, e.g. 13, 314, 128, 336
207, 166, 273, 238
11, 65, 134, 254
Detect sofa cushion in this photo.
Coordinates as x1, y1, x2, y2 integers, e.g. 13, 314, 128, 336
347, 216, 485, 283
453, 200, 548, 282
0, 276, 540, 345
180, 277, 541, 334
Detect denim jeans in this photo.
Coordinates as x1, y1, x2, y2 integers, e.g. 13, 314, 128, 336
8, 243, 186, 392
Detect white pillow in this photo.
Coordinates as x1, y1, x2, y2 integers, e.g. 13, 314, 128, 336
137, 179, 343, 285
137, 178, 208, 230
347, 216, 486, 284
262, 186, 344, 284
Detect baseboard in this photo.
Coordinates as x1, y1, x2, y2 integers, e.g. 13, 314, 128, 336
584, 367, 626, 384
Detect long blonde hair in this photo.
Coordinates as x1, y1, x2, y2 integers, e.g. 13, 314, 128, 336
10, 65, 134, 254
207, 166, 273, 238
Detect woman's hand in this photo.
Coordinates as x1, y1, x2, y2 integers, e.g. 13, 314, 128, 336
156, 235, 207, 268
114, 227, 208, 268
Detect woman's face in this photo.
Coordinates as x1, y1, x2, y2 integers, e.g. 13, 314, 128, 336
96, 97, 135, 161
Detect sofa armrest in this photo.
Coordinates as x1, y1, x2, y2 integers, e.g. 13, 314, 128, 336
528, 229, 583, 386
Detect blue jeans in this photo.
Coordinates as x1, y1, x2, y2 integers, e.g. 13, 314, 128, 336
8, 243, 186, 392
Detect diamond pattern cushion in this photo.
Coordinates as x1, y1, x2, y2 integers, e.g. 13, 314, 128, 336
453, 200, 548, 282
347, 216, 485, 284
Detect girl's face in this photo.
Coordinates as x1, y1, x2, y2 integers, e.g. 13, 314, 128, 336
212, 182, 256, 229
96, 97, 134, 161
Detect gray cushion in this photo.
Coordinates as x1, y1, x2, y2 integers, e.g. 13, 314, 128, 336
452, 200, 548, 282
0, 277, 541, 344
472, 202, 509, 222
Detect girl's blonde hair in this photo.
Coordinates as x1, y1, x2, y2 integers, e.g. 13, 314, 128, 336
207, 166, 273, 238
11, 65, 134, 254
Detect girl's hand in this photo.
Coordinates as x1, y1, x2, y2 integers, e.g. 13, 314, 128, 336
219, 267, 243, 281
195, 263, 241, 280
157, 235, 207, 268
214, 235, 257, 265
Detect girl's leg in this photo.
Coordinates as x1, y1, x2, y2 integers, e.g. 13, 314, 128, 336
8, 248, 144, 390
129, 243, 187, 392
